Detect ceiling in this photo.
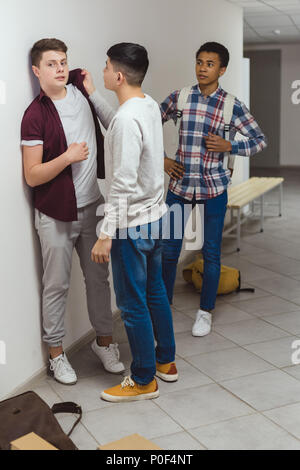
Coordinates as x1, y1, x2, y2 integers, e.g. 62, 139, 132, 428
227, 0, 300, 44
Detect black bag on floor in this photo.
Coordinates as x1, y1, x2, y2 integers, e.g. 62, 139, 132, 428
0, 391, 82, 450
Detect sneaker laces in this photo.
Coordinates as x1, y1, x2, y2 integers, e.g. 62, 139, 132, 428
121, 376, 135, 389
102, 343, 121, 367
197, 312, 211, 325
50, 355, 74, 375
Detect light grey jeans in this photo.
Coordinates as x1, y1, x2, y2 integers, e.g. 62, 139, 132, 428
35, 197, 113, 347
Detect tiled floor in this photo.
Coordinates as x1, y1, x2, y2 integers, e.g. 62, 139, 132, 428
30, 167, 300, 450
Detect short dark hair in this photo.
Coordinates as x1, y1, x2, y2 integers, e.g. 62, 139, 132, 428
196, 42, 230, 68
31, 38, 68, 67
107, 42, 149, 86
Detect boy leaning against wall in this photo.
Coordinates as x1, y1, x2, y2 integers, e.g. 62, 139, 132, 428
21, 38, 124, 386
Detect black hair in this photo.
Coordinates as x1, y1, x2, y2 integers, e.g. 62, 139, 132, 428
196, 42, 230, 68
107, 42, 149, 86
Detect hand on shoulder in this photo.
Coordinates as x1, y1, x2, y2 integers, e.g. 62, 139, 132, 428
81, 69, 96, 96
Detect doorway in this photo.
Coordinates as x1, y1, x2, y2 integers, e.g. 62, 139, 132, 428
244, 49, 281, 169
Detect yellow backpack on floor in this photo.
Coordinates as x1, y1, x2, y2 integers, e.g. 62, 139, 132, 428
183, 255, 255, 295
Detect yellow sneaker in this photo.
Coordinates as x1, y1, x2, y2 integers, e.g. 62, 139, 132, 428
101, 376, 159, 403
156, 362, 178, 382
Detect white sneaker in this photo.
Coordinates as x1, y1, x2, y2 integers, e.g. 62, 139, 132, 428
49, 353, 77, 385
91, 340, 125, 374
192, 310, 212, 337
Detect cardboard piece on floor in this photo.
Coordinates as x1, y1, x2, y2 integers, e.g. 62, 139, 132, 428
11, 432, 58, 451
98, 433, 162, 450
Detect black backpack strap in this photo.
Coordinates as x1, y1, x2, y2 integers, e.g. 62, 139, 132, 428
51, 402, 82, 437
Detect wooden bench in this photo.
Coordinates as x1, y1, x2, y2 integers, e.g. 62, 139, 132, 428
224, 177, 284, 251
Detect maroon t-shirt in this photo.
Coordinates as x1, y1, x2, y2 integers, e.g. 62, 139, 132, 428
21, 69, 105, 222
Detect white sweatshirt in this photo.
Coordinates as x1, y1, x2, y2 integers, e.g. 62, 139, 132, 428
90, 90, 167, 237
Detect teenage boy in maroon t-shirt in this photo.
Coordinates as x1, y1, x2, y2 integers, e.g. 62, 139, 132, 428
21, 38, 124, 385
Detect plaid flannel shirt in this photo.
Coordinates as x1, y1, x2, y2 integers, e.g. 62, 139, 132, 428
160, 85, 267, 200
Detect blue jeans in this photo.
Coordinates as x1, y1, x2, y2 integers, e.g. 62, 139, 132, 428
111, 218, 176, 385
162, 190, 228, 311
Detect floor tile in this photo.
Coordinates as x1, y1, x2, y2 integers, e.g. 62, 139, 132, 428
260, 259, 300, 277
82, 401, 182, 444
156, 358, 213, 394
152, 432, 205, 450
68, 341, 105, 379
249, 275, 300, 302
185, 347, 274, 382
156, 384, 254, 429
242, 235, 300, 262
212, 303, 254, 325
239, 252, 289, 269
236, 265, 282, 284
173, 279, 196, 295
175, 331, 237, 358
232, 296, 300, 318
263, 311, 300, 335
32, 382, 62, 407
221, 369, 300, 411
282, 365, 300, 380
213, 318, 290, 346
172, 292, 201, 311
50, 374, 125, 413
189, 414, 300, 450
171, 309, 194, 334
221, 240, 266, 257
55, 415, 100, 450
264, 403, 300, 440
244, 336, 299, 368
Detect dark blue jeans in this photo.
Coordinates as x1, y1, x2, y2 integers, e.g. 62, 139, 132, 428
111, 219, 176, 385
162, 190, 228, 311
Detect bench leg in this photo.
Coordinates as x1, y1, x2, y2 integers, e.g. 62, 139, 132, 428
279, 183, 283, 217
237, 209, 241, 252
260, 195, 264, 232
230, 208, 234, 226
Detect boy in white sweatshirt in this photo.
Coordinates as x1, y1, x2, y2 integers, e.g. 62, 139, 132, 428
82, 43, 177, 402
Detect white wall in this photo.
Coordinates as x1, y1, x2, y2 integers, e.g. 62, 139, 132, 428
245, 42, 300, 167
0, 0, 243, 399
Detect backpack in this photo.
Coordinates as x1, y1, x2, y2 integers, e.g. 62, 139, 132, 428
183, 254, 255, 295
0, 391, 82, 450
175, 86, 236, 171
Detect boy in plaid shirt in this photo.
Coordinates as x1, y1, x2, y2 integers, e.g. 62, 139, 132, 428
161, 42, 267, 337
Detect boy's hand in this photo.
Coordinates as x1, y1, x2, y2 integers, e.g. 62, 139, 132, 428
91, 238, 112, 264
205, 133, 232, 153
81, 69, 96, 96
164, 157, 185, 180
66, 142, 89, 164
